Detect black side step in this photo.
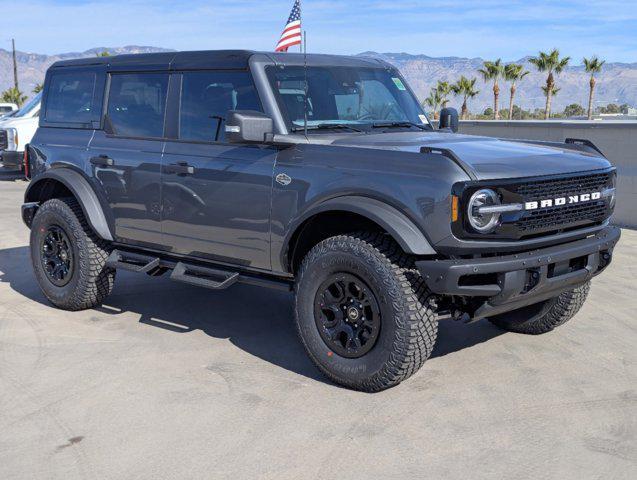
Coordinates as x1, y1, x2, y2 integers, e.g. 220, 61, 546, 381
170, 262, 239, 290
106, 250, 160, 273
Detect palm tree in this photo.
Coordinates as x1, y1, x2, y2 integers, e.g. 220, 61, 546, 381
529, 49, 570, 119
451, 76, 479, 120
541, 85, 561, 117
33, 83, 43, 94
583, 56, 605, 120
478, 59, 505, 119
423, 88, 443, 120
1, 87, 27, 107
435, 81, 452, 108
504, 63, 529, 120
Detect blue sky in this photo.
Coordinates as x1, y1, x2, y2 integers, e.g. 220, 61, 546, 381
2, 0, 637, 63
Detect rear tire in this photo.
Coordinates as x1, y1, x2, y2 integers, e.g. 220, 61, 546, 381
488, 282, 590, 335
30, 197, 115, 311
294, 232, 438, 392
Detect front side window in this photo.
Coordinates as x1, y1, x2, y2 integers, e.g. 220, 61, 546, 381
45, 73, 95, 123
268, 66, 431, 131
179, 71, 262, 142
107, 73, 169, 138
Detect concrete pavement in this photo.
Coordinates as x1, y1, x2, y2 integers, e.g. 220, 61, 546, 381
0, 171, 635, 479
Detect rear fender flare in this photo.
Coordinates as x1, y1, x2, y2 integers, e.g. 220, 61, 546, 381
24, 168, 114, 241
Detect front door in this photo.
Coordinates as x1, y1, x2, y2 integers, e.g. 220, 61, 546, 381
89, 72, 169, 249
161, 70, 276, 271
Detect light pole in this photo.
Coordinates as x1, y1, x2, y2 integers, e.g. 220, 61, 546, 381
12, 38, 19, 92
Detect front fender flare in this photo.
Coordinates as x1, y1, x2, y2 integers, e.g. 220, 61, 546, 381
287, 195, 436, 258
24, 169, 114, 241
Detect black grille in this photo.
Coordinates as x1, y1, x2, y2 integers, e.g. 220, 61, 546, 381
516, 201, 608, 233
511, 171, 612, 237
0, 130, 7, 150
515, 172, 611, 199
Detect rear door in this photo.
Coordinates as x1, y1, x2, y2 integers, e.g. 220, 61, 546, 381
88, 72, 169, 249
161, 70, 276, 270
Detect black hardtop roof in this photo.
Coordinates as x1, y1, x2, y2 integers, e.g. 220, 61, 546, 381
49, 50, 390, 70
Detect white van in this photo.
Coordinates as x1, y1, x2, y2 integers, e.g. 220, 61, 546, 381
0, 93, 41, 171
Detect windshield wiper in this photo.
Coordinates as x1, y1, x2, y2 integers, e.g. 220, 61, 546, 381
371, 121, 427, 130
291, 123, 365, 133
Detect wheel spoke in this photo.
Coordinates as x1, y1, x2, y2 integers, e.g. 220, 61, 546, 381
324, 280, 345, 304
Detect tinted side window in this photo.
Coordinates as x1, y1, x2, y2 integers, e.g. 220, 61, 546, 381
180, 71, 261, 142
45, 71, 96, 123
107, 73, 169, 138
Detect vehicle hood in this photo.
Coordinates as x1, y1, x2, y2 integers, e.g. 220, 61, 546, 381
0, 116, 38, 128
314, 131, 611, 180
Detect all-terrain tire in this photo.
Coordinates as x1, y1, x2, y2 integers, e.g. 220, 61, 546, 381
294, 232, 438, 392
488, 282, 590, 335
30, 197, 115, 311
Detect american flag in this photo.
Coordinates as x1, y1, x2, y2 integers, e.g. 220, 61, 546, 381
275, 0, 302, 52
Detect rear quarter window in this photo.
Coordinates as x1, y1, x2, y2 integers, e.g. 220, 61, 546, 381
106, 73, 169, 138
45, 71, 97, 124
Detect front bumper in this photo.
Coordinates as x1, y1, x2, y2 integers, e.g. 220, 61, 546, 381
416, 226, 621, 321
0, 150, 23, 170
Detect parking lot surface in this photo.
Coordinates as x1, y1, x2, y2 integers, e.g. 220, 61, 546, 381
0, 172, 635, 480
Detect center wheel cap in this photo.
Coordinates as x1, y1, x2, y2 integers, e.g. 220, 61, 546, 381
347, 307, 360, 321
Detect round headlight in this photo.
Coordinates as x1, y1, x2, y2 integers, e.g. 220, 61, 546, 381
467, 189, 501, 233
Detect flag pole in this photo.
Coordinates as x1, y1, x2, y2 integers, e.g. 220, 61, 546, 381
303, 30, 308, 138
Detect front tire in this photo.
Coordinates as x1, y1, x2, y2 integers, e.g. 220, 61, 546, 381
488, 282, 590, 335
30, 197, 115, 311
294, 232, 438, 392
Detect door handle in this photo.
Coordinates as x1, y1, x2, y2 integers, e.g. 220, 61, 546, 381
166, 163, 195, 175
90, 155, 114, 167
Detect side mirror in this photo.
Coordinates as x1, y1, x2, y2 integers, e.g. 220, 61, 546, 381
439, 107, 459, 133
225, 110, 274, 143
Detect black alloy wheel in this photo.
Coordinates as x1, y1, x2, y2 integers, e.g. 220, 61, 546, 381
40, 225, 74, 286
314, 273, 381, 358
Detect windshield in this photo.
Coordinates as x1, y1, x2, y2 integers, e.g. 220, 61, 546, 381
14, 93, 41, 118
268, 66, 431, 131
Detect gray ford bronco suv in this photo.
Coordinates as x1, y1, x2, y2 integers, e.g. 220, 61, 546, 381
22, 50, 620, 391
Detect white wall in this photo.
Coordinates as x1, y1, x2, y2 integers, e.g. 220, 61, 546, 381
457, 120, 637, 228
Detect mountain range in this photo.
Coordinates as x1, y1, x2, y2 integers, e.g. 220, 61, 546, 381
2, 46, 636, 113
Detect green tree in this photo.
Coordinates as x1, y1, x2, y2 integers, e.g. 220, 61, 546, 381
541, 84, 561, 117
435, 81, 452, 108
1, 87, 27, 107
503, 63, 529, 120
563, 103, 585, 117
96, 51, 111, 57
423, 87, 444, 120
529, 49, 570, 119
33, 83, 43, 94
599, 103, 621, 114
583, 56, 605, 120
478, 59, 505, 119
451, 76, 479, 120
